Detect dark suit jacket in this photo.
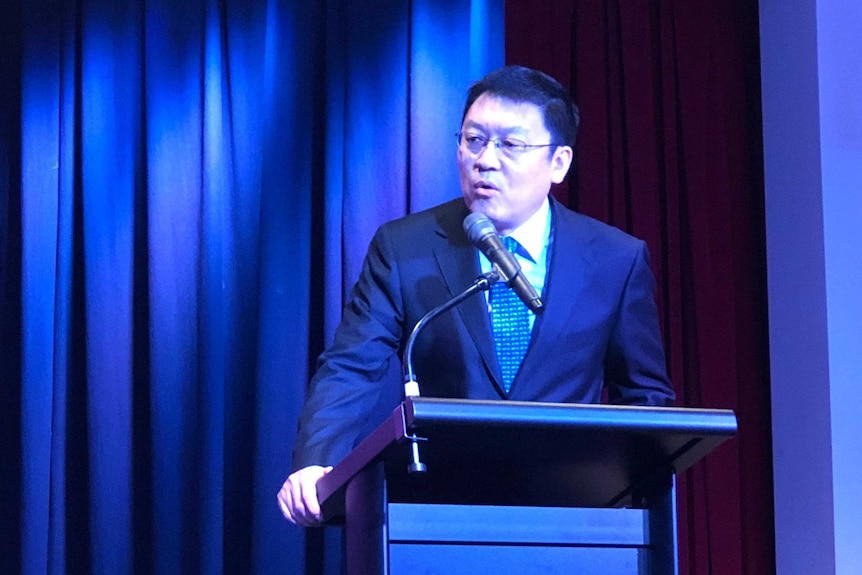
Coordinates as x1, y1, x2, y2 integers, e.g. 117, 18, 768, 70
292, 197, 674, 469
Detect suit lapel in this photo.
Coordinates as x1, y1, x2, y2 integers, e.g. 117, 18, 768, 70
431, 202, 503, 390
517, 201, 590, 382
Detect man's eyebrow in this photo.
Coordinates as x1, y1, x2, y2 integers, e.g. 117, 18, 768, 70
462, 121, 527, 135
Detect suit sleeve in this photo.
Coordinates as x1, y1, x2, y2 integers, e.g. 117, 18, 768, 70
604, 241, 675, 406
291, 225, 406, 469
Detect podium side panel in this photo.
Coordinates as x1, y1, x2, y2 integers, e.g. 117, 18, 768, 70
345, 462, 387, 575
647, 475, 679, 575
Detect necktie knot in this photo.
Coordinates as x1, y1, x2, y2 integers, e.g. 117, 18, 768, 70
503, 235, 519, 255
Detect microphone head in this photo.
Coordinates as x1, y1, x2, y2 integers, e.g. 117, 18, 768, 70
463, 212, 497, 244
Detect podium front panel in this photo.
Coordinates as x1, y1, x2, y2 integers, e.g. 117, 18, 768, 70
319, 398, 735, 575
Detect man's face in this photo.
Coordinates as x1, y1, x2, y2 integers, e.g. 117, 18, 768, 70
458, 94, 573, 236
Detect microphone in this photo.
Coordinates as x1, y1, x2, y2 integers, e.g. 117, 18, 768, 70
463, 212, 544, 314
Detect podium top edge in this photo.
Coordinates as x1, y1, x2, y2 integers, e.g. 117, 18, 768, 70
318, 398, 737, 522
403, 397, 738, 436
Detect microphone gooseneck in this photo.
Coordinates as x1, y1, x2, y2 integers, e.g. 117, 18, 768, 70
402, 270, 499, 397
400, 269, 499, 474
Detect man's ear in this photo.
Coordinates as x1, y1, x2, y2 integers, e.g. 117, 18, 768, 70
550, 146, 574, 184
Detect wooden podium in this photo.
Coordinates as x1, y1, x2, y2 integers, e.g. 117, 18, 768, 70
317, 397, 737, 575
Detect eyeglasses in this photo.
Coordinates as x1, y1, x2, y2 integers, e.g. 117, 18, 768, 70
456, 132, 560, 159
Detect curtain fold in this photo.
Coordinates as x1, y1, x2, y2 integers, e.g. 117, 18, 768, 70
1, 0, 502, 573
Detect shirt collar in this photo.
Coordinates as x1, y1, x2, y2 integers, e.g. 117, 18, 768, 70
507, 197, 551, 263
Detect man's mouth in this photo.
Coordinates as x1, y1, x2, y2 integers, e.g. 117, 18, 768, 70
473, 181, 498, 192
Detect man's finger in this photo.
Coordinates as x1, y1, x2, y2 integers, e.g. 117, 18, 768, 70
297, 476, 321, 523
276, 487, 296, 524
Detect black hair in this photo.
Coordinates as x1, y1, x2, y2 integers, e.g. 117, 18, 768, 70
460, 65, 580, 149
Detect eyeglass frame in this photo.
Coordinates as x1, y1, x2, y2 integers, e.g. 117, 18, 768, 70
455, 131, 562, 159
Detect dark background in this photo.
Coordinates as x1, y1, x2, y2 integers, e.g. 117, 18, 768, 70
1, 1, 772, 573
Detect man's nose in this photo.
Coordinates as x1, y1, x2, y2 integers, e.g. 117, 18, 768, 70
474, 140, 502, 170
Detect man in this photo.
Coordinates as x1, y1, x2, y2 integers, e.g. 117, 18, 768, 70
278, 65, 674, 526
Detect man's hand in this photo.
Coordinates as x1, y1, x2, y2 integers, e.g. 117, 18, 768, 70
277, 465, 333, 526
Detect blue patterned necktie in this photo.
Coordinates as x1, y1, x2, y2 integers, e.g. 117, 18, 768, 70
490, 236, 532, 393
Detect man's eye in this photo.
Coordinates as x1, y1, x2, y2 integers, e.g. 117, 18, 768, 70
502, 139, 526, 149
465, 135, 485, 144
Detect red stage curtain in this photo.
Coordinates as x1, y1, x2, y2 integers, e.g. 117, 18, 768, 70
506, 2, 775, 574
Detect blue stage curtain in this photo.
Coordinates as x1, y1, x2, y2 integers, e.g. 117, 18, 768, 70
0, 0, 503, 573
